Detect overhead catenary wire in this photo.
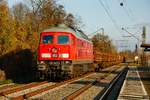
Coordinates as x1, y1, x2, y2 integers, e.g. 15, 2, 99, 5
118, 0, 135, 22
97, 0, 121, 33
104, 0, 112, 15
123, 0, 136, 22
122, 6, 133, 21
87, 27, 104, 37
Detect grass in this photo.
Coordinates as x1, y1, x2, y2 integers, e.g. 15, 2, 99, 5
0, 79, 13, 85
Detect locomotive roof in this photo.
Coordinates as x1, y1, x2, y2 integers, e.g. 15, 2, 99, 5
43, 24, 91, 42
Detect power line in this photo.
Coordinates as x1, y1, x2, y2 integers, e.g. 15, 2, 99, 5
122, 27, 140, 41
87, 27, 104, 37
124, 0, 135, 21
97, 0, 121, 32
118, 0, 135, 22
123, 6, 133, 21
104, 0, 111, 15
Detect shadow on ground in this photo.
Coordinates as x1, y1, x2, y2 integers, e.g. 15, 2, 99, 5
0, 49, 37, 83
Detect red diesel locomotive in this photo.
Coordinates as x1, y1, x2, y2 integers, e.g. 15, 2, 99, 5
37, 24, 94, 79
37, 24, 123, 79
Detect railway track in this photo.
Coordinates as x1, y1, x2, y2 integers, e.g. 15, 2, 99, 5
0, 65, 126, 100
0, 72, 94, 100
0, 81, 54, 100
0, 84, 18, 93
30, 65, 126, 100
94, 67, 128, 100
65, 66, 127, 100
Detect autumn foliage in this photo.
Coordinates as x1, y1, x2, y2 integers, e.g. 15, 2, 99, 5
0, 0, 79, 81
92, 33, 117, 54
0, 0, 78, 55
0, 0, 118, 81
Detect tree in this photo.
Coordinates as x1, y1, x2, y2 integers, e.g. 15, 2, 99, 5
12, 3, 29, 24
92, 33, 117, 54
0, 1, 14, 55
0, 0, 81, 55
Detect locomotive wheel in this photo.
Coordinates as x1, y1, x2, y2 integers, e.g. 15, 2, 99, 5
37, 71, 46, 80
62, 71, 71, 79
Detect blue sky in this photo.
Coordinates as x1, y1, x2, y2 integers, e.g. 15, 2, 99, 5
8, 0, 150, 51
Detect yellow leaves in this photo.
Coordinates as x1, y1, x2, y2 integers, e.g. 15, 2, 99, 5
92, 33, 117, 54
0, 4, 8, 16
0, 0, 78, 56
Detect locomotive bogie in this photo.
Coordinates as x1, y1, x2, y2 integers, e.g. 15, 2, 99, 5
36, 60, 95, 79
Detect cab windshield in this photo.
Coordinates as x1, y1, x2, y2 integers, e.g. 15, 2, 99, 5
58, 35, 69, 44
42, 35, 53, 44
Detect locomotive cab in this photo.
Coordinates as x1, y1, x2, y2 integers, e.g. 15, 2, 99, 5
37, 31, 75, 79
38, 33, 71, 60
37, 24, 94, 80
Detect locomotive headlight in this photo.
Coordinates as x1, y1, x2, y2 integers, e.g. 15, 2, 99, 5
60, 53, 69, 58
37, 64, 46, 70
37, 61, 46, 70
41, 53, 51, 58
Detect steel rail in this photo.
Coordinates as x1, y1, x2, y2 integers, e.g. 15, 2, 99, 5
64, 80, 97, 100
12, 72, 94, 100
94, 67, 128, 100
0, 81, 48, 96
63, 66, 123, 100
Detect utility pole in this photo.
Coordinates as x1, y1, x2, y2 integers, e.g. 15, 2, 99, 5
88, 27, 104, 37
141, 26, 147, 66
122, 26, 148, 66
142, 26, 146, 44
122, 27, 141, 64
